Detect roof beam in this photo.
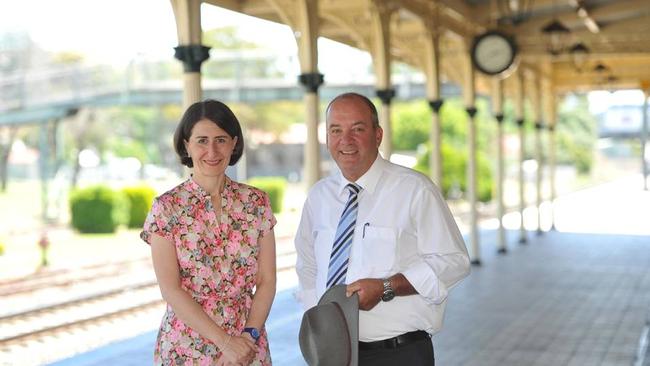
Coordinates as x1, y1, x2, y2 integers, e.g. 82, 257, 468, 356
510, 0, 647, 35
473, 0, 564, 24
203, 0, 244, 13
568, 0, 599, 33
436, 0, 476, 25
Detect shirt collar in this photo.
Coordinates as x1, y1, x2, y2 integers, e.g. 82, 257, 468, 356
336, 154, 385, 196
185, 175, 233, 199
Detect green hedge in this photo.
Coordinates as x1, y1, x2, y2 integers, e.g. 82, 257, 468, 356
122, 185, 157, 228
69, 185, 129, 233
248, 176, 287, 213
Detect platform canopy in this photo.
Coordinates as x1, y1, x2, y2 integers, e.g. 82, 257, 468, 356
202, 0, 650, 93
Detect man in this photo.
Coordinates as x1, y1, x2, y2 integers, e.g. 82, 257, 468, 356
295, 92, 470, 365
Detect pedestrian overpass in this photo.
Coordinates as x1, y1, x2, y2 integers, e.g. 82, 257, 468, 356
0, 63, 461, 126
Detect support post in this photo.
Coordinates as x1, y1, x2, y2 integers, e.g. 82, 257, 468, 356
463, 38, 480, 266
38, 122, 51, 223
467, 106, 480, 265
534, 75, 544, 235
642, 86, 649, 190
370, 0, 394, 159
294, 0, 322, 188
492, 78, 506, 254
424, 30, 443, 186
514, 70, 527, 244
298, 72, 324, 188
171, 0, 208, 109
548, 92, 558, 230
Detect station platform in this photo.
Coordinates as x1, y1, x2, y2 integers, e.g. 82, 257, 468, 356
49, 175, 650, 365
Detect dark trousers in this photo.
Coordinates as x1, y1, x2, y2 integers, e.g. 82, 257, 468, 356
359, 335, 434, 366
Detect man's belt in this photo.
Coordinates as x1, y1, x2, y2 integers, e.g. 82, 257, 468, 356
358, 330, 430, 351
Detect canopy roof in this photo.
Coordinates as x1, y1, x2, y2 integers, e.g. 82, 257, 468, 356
203, 0, 650, 93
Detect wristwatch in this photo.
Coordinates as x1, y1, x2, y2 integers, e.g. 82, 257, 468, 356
381, 278, 395, 302
243, 327, 260, 342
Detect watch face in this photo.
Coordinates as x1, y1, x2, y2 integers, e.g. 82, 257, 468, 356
472, 31, 517, 76
382, 290, 395, 302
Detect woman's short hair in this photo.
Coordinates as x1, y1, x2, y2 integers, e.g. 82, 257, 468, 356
173, 99, 244, 167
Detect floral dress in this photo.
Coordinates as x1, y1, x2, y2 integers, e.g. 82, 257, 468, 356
141, 176, 276, 365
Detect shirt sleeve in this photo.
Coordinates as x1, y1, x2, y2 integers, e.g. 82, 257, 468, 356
294, 197, 318, 310
258, 191, 277, 237
401, 185, 471, 305
140, 197, 174, 245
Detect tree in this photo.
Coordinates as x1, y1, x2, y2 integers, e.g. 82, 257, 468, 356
390, 98, 496, 152
64, 108, 109, 187
100, 105, 181, 176
388, 98, 495, 202
51, 51, 83, 64
104, 107, 159, 163
252, 101, 303, 137
202, 26, 282, 79
557, 94, 597, 174
414, 141, 494, 202
391, 101, 430, 151
0, 31, 50, 74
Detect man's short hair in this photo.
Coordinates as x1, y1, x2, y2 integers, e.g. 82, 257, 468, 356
325, 92, 380, 128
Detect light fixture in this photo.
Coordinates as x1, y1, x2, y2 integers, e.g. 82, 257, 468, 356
541, 19, 571, 55
606, 75, 619, 93
592, 62, 611, 89
497, 0, 534, 25
569, 42, 590, 72
593, 62, 609, 74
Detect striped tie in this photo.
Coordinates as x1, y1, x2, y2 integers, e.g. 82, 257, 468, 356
327, 183, 361, 288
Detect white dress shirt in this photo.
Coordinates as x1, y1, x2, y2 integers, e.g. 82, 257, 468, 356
295, 156, 471, 341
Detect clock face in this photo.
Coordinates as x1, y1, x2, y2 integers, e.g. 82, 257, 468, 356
472, 31, 517, 76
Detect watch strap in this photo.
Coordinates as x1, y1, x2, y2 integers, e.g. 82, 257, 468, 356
382, 278, 391, 292
381, 278, 395, 301
243, 327, 260, 341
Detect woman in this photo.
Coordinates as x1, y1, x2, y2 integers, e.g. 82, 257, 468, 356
141, 100, 276, 365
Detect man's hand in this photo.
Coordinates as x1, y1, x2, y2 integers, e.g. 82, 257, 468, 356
346, 278, 384, 310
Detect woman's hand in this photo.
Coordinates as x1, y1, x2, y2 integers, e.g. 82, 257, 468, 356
217, 335, 257, 366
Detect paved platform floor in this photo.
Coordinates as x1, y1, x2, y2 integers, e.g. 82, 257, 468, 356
49, 176, 650, 365
49, 229, 650, 366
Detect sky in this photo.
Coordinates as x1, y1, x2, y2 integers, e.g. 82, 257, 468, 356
1, 0, 178, 63
588, 90, 647, 114
0, 0, 371, 80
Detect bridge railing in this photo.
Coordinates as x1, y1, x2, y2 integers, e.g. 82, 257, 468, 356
0, 58, 450, 126
0, 64, 131, 112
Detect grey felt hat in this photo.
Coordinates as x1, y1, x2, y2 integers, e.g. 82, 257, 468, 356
299, 284, 359, 366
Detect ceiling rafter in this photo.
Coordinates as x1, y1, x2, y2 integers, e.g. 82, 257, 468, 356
320, 10, 372, 49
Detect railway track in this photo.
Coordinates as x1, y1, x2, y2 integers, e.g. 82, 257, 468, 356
0, 280, 161, 344
0, 274, 164, 366
0, 257, 151, 296
0, 300, 166, 366
0, 242, 299, 365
